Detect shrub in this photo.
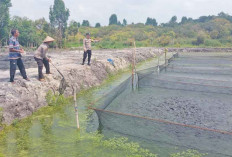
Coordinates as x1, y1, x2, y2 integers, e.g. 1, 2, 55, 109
46, 90, 70, 106
204, 39, 222, 47
158, 35, 171, 46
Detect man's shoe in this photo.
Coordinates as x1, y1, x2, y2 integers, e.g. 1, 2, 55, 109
81, 62, 85, 65
46, 72, 52, 74
10, 81, 15, 84
87, 63, 91, 66
39, 78, 45, 82
24, 78, 30, 81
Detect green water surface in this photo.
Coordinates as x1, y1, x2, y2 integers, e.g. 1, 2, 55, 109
0, 53, 204, 157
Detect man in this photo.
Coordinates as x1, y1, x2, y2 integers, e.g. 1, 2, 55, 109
82, 33, 99, 66
9, 29, 29, 83
34, 36, 55, 81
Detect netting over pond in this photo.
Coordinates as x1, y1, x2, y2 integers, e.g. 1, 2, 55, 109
91, 52, 232, 156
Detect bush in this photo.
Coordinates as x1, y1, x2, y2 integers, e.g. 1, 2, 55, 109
204, 39, 222, 47
46, 90, 70, 106
158, 35, 171, 46
192, 34, 206, 45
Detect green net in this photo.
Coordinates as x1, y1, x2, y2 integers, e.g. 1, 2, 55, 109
91, 52, 232, 156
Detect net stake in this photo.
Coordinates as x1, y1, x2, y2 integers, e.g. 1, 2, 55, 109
165, 48, 168, 66
157, 50, 160, 75
132, 41, 137, 89
73, 87, 80, 129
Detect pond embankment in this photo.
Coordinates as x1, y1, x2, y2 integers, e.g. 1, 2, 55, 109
0, 47, 231, 127
0, 47, 161, 126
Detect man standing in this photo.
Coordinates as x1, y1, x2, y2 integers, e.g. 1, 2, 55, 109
9, 29, 29, 83
82, 33, 99, 66
34, 36, 54, 81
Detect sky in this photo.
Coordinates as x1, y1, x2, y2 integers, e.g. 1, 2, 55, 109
10, 0, 232, 26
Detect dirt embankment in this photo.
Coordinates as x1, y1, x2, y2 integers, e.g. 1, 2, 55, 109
0, 47, 162, 126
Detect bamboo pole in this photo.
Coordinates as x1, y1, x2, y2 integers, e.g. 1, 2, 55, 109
133, 41, 137, 73
157, 49, 160, 75
73, 87, 80, 129
165, 48, 168, 66
132, 41, 137, 88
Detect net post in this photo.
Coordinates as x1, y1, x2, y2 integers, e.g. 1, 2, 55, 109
157, 49, 160, 75
132, 41, 137, 89
165, 48, 168, 66
73, 87, 80, 130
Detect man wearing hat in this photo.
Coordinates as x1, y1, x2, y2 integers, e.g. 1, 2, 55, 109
9, 29, 30, 83
82, 33, 99, 65
34, 36, 55, 81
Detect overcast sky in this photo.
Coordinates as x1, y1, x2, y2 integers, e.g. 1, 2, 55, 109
10, 0, 232, 26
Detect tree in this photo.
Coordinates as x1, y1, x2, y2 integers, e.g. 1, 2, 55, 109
67, 20, 79, 36
170, 16, 177, 23
10, 16, 46, 47
145, 17, 157, 26
49, 0, 70, 47
167, 16, 177, 27
181, 16, 188, 24
187, 17, 193, 22
35, 18, 50, 33
158, 35, 171, 46
0, 0, 12, 46
197, 16, 213, 23
192, 33, 206, 45
117, 21, 122, 26
77, 22, 81, 27
109, 14, 118, 25
123, 19, 127, 26
166, 31, 176, 45
95, 23, 101, 28
218, 12, 232, 22
82, 20, 90, 27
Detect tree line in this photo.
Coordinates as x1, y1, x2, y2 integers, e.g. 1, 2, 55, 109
1, 0, 232, 48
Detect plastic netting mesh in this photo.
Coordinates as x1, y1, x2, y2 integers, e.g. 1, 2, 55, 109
91, 52, 232, 156
94, 108, 232, 156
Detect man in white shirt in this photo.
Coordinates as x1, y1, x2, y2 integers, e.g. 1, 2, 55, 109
82, 33, 99, 66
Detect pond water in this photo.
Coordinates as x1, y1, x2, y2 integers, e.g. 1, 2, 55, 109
0, 53, 209, 157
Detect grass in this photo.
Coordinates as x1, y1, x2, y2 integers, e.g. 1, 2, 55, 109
64, 39, 232, 50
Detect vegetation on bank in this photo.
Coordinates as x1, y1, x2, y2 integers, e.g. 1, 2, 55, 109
2, 13, 232, 49
1, 0, 232, 49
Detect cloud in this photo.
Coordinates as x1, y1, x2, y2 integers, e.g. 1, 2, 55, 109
10, 0, 232, 26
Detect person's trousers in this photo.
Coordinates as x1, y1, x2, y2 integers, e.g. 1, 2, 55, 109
34, 57, 50, 79
83, 50, 92, 64
10, 58, 28, 82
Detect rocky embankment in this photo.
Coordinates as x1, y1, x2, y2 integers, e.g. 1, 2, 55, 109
0, 47, 162, 126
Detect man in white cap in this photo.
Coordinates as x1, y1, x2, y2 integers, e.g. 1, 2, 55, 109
34, 36, 55, 81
